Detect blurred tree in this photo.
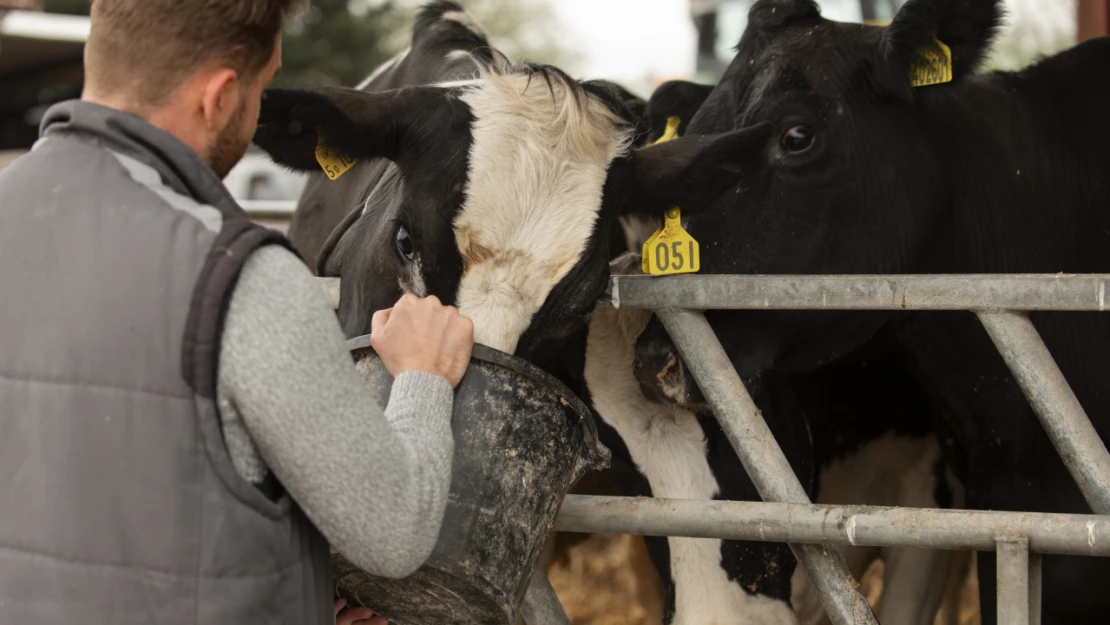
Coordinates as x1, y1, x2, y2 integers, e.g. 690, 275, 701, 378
366, 0, 581, 73
274, 0, 403, 88
40, 0, 89, 13
39, 0, 576, 88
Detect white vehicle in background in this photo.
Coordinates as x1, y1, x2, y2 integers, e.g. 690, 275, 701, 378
222, 147, 307, 232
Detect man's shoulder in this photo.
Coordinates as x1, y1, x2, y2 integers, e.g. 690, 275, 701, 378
0, 135, 228, 235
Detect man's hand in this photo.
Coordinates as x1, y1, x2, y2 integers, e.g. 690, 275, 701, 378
334, 598, 387, 625
370, 294, 475, 388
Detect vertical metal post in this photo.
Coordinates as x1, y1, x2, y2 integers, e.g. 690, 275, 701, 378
520, 568, 571, 625
996, 538, 1031, 625
977, 311, 1110, 514
656, 310, 878, 625
1029, 552, 1043, 625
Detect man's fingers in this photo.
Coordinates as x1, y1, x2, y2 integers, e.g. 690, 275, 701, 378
334, 598, 347, 616
336, 607, 377, 625
370, 308, 392, 337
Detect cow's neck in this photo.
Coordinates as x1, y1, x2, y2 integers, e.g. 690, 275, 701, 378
922, 39, 1110, 275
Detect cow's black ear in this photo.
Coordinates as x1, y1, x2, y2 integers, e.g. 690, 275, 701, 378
645, 80, 715, 144
618, 123, 772, 218
878, 0, 1005, 101
581, 79, 650, 145
253, 85, 448, 172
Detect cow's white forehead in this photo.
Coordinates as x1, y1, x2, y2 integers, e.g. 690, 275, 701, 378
450, 70, 634, 354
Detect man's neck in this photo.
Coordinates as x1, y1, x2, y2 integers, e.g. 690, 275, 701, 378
81, 89, 209, 163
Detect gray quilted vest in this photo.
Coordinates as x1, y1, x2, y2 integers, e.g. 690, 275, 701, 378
0, 100, 333, 625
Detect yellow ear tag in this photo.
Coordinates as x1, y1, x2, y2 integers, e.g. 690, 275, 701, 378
315, 130, 358, 180
909, 38, 953, 87
642, 207, 700, 275
638, 116, 701, 275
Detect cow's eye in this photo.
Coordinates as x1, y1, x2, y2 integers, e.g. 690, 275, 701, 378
781, 125, 814, 153
394, 225, 414, 261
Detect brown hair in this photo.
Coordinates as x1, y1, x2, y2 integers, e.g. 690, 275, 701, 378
85, 0, 308, 106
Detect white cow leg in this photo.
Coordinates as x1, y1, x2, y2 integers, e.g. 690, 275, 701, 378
585, 306, 797, 625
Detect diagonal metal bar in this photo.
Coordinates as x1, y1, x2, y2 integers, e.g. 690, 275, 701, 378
656, 309, 878, 625
520, 568, 571, 625
997, 537, 1031, 625
977, 311, 1110, 514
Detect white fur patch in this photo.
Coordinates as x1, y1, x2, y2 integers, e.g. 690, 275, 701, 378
441, 10, 488, 37
445, 49, 473, 63
585, 307, 798, 625
618, 215, 661, 253
398, 256, 428, 298
451, 68, 634, 353
356, 47, 410, 90
790, 434, 966, 625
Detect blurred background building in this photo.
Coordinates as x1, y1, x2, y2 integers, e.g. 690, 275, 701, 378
1, 0, 1104, 230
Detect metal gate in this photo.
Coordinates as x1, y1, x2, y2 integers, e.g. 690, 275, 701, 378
317, 273, 1110, 625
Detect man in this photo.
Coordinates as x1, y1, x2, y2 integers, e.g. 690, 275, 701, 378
0, 1, 474, 624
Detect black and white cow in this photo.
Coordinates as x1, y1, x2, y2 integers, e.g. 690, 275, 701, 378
636, 77, 969, 625
626, 1, 1110, 624
254, 4, 803, 623
256, 2, 974, 623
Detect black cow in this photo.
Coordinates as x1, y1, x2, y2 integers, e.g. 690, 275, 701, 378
252, 3, 809, 624
637, 79, 968, 625
629, 1, 1110, 624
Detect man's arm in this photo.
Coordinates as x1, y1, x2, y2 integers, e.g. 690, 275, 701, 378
216, 244, 468, 578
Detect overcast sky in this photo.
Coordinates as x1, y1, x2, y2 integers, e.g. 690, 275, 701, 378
552, 0, 1076, 97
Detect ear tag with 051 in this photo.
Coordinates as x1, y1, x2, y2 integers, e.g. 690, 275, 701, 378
639, 116, 701, 276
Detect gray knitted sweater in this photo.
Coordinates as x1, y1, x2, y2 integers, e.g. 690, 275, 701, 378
214, 244, 455, 579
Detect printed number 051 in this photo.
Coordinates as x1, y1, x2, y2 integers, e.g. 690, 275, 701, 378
655, 240, 693, 271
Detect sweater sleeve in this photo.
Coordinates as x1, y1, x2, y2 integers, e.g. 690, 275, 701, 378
216, 243, 455, 578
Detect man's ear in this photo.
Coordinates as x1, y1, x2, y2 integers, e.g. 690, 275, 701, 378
201, 68, 242, 133
252, 85, 447, 172
618, 122, 771, 218
877, 0, 1005, 102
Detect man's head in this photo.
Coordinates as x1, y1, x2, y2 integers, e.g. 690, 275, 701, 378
82, 0, 308, 177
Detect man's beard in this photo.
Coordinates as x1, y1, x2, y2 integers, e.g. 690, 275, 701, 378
208, 104, 249, 179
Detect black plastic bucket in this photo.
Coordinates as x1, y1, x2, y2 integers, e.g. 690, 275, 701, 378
333, 335, 610, 625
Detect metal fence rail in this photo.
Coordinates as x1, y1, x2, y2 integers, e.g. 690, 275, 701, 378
317, 273, 1110, 625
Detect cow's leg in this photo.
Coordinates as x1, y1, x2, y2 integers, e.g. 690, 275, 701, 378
875, 444, 965, 625
585, 305, 799, 625
788, 433, 967, 625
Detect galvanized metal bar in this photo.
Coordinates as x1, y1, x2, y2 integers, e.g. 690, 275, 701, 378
978, 311, 1110, 514
997, 538, 1031, 625
656, 309, 878, 625
1030, 552, 1043, 625
605, 274, 1110, 311
520, 568, 571, 625
554, 495, 1110, 556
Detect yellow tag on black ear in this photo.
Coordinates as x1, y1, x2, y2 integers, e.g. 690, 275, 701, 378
638, 116, 701, 275
315, 130, 358, 180
642, 208, 700, 276
909, 39, 953, 87
654, 116, 681, 145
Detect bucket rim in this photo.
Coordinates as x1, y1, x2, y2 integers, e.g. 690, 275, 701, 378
345, 334, 610, 470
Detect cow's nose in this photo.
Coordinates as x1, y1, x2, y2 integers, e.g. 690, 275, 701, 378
633, 316, 705, 408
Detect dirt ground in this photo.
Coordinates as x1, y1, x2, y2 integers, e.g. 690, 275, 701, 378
545, 534, 982, 625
